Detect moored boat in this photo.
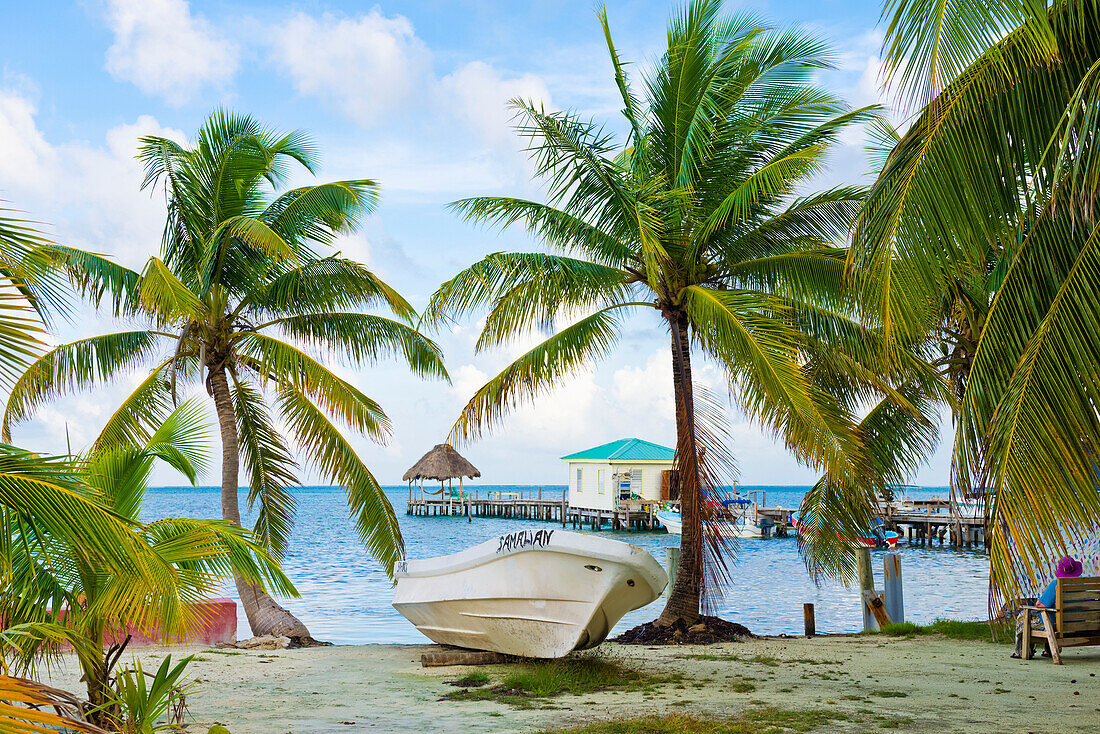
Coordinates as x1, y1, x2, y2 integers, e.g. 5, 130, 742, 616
791, 512, 900, 548
655, 510, 764, 539
392, 529, 667, 658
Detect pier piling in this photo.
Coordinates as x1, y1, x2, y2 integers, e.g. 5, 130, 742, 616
856, 548, 877, 632
884, 553, 904, 624
665, 547, 680, 594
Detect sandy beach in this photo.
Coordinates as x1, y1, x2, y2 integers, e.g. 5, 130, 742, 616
39, 635, 1100, 733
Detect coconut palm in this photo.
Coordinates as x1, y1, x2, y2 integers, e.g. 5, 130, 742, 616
1, 399, 296, 729
2, 111, 448, 638
424, 0, 933, 624
844, 0, 1100, 608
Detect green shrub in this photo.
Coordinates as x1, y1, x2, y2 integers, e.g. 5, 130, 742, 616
109, 654, 195, 733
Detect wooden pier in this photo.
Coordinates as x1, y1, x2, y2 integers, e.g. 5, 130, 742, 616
406, 487, 566, 522
566, 499, 660, 531
406, 489, 988, 548
883, 500, 988, 548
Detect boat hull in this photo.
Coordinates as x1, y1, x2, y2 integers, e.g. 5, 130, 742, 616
655, 510, 762, 538
392, 530, 667, 658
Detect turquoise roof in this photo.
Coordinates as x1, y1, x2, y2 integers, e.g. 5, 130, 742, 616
561, 438, 675, 462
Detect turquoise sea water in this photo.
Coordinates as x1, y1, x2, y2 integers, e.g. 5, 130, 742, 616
143, 485, 991, 645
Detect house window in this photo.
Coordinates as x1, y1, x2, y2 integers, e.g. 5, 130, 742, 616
576, 467, 583, 493
631, 468, 644, 495
597, 469, 605, 494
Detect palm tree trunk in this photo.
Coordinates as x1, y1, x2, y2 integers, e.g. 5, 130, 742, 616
209, 367, 312, 640
658, 313, 701, 625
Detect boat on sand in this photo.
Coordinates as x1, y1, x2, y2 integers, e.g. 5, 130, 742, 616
392, 529, 667, 658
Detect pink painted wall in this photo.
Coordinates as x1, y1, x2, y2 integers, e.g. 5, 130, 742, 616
114, 598, 237, 647
85, 598, 237, 648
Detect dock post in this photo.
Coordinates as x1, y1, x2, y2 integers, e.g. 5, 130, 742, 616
883, 553, 904, 623
804, 603, 816, 637
856, 547, 877, 632
665, 547, 680, 594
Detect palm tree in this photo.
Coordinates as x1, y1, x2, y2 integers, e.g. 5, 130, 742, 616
2, 111, 448, 639
424, 0, 924, 624
1, 400, 296, 729
845, 0, 1100, 608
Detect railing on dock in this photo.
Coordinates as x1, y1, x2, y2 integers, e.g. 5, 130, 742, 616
405, 488, 989, 548
406, 487, 567, 522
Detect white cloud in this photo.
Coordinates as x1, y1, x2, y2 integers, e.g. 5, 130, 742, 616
440, 61, 551, 147
271, 10, 432, 125
102, 0, 239, 105
0, 90, 55, 191
0, 87, 185, 268
612, 350, 674, 420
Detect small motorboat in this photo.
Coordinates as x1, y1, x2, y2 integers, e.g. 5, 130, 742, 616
655, 510, 682, 534
392, 529, 667, 658
655, 510, 764, 539
791, 513, 900, 549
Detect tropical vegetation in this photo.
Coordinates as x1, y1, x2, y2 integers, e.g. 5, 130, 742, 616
425, 0, 943, 623
1, 399, 295, 729
2, 111, 448, 638
833, 0, 1100, 608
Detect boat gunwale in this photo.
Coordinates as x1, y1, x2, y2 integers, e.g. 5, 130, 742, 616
395, 530, 667, 596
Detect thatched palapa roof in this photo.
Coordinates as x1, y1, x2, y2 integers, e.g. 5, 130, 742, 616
402, 444, 481, 482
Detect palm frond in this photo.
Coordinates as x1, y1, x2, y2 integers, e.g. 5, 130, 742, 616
0, 675, 106, 733
266, 313, 448, 381
246, 258, 416, 322
276, 383, 403, 576
3, 331, 163, 441
232, 380, 299, 559
448, 308, 622, 445
238, 334, 391, 443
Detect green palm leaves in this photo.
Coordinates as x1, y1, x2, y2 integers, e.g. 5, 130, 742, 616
2, 112, 446, 634
1, 400, 295, 726
430, 0, 918, 620
854, 1, 1100, 607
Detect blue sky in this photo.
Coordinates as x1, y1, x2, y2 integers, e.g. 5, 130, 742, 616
0, 0, 953, 488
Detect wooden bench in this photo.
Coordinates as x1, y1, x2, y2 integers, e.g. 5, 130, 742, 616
1021, 576, 1100, 664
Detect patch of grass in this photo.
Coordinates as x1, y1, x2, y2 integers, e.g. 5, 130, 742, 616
447, 671, 490, 687
924, 619, 1012, 644
875, 715, 913, 729
206, 650, 242, 656
862, 619, 1013, 644
677, 653, 733, 661
870, 690, 908, 698
878, 622, 921, 637
443, 655, 682, 708
729, 680, 756, 693
538, 708, 851, 733
748, 654, 780, 667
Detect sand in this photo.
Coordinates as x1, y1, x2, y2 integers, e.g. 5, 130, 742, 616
38, 635, 1100, 733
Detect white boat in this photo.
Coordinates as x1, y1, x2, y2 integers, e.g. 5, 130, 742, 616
655, 510, 763, 538
655, 510, 682, 534
391, 529, 667, 658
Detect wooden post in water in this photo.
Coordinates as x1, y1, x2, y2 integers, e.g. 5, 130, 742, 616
804, 603, 816, 637
665, 547, 680, 595
883, 553, 904, 623
856, 547, 877, 631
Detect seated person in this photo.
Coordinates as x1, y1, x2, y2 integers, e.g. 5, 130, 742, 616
1012, 555, 1083, 658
